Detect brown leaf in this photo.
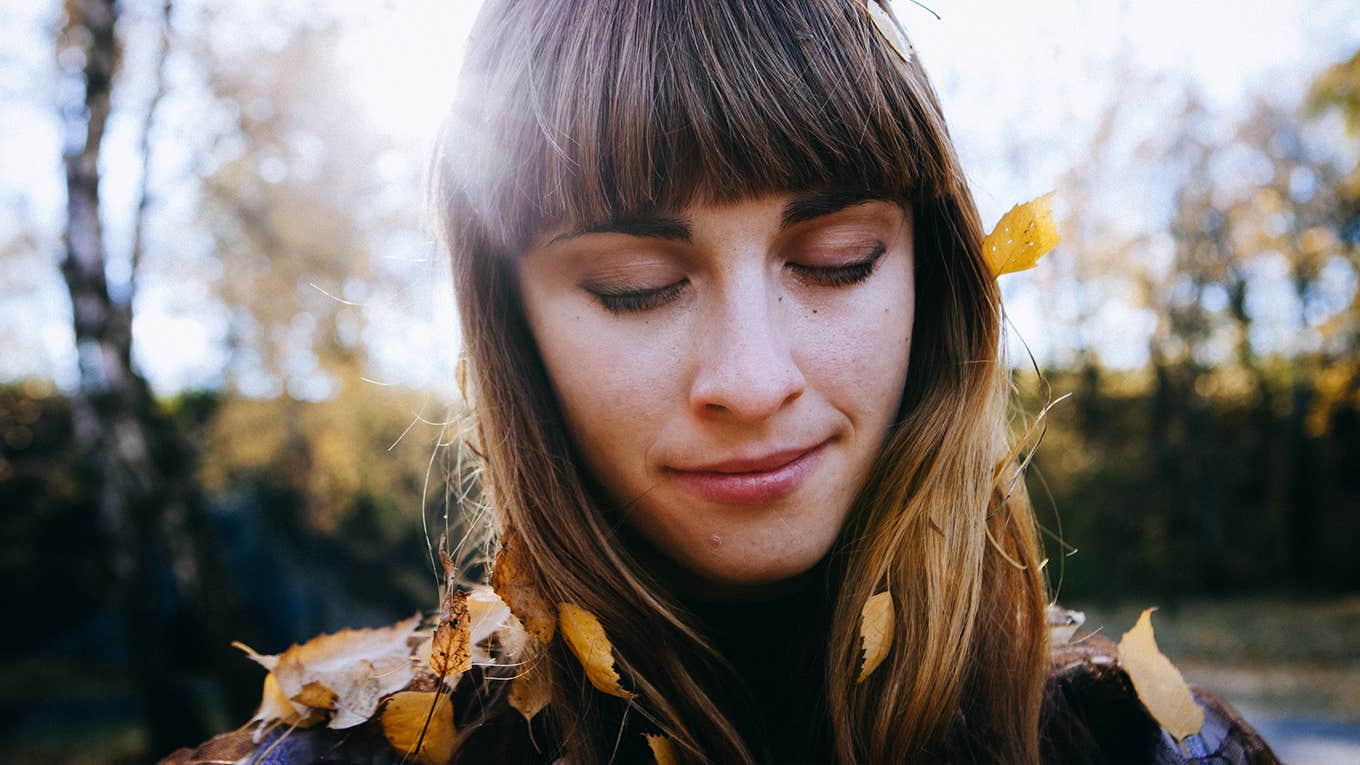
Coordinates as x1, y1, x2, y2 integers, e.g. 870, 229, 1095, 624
430, 589, 472, 678
380, 691, 456, 765
438, 548, 458, 619
491, 533, 557, 644
982, 192, 1061, 277
856, 591, 894, 683
508, 648, 552, 722
645, 733, 679, 765
558, 603, 636, 699
1117, 608, 1205, 741
157, 730, 259, 765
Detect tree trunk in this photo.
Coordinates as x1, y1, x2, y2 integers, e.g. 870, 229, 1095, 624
57, 0, 210, 754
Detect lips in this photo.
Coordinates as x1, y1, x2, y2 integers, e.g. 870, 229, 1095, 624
665, 439, 829, 504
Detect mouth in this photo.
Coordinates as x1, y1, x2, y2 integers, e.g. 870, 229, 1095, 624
664, 439, 830, 505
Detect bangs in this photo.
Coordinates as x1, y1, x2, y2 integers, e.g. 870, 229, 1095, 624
438, 0, 953, 252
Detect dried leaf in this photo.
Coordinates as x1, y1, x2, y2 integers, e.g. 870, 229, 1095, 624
250, 671, 303, 727
431, 590, 472, 678
508, 649, 552, 722
982, 192, 1061, 277
291, 680, 338, 710
268, 614, 421, 729
467, 585, 515, 663
438, 548, 458, 619
491, 535, 557, 644
1047, 604, 1086, 646
645, 733, 679, 765
380, 691, 456, 765
328, 659, 384, 729
232, 640, 279, 672
856, 591, 895, 683
558, 603, 635, 699
864, 0, 913, 64
1117, 608, 1205, 741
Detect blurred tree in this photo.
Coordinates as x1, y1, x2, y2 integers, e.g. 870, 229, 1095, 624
1308, 48, 1360, 203
188, 12, 385, 399
55, 0, 206, 751
53, 0, 254, 753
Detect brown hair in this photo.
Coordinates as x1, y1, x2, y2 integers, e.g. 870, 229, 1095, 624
431, 0, 1049, 762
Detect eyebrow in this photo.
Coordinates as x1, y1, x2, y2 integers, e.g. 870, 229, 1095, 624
779, 188, 892, 229
546, 215, 691, 246
545, 189, 893, 247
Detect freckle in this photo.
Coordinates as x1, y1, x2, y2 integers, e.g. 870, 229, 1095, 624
812, 309, 818, 314
708, 533, 722, 549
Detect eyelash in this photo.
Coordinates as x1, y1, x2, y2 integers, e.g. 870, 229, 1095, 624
592, 243, 887, 315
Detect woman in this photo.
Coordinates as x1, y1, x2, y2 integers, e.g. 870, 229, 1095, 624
436, 0, 1041, 761
430, 1, 1275, 763
165, 1, 1277, 763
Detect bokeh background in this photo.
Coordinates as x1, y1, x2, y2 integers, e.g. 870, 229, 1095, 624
3, 1, 1359, 762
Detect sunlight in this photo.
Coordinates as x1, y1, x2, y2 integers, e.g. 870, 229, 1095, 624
339, 0, 485, 146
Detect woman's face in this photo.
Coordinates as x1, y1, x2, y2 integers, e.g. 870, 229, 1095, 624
516, 191, 914, 589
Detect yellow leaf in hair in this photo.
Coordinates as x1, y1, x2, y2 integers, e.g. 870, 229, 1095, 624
491, 534, 558, 644
380, 691, 457, 765
856, 591, 894, 683
558, 602, 636, 699
508, 649, 552, 722
645, 733, 679, 765
1117, 608, 1205, 741
982, 192, 1061, 277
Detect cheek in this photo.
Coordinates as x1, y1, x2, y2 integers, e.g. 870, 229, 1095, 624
526, 307, 683, 485
798, 261, 914, 425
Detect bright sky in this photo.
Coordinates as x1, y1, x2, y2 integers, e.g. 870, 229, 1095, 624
1, 0, 1358, 394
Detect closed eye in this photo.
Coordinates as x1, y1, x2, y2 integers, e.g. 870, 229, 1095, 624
590, 279, 688, 315
786, 242, 887, 287
589, 242, 887, 315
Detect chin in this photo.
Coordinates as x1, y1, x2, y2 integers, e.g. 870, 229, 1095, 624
682, 539, 830, 590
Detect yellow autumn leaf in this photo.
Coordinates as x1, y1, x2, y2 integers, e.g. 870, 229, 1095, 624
645, 733, 679, 765
558, 603, 636, 699
291, 680, 338, 710
380, 691, 456, 765
856, 591, 894, 683
491, 534, 557, 644
508, 649, 552, 722
249, 671, 304, 727
1117, 608, 1205, 741
982, 192, 1061, 277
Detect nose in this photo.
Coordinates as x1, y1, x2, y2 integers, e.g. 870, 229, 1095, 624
688, 272, 806, 423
